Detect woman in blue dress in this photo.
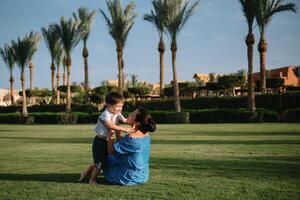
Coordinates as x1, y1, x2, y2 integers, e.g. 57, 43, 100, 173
104, 107, 156, 186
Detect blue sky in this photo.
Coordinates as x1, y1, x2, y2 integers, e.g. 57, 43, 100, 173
0, 0, 299, 90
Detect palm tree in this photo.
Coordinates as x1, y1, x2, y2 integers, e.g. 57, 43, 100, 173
239, 0, 257, 112
256, 0, 296, 93
42, 24, 61, 103
73, 7, 97, 103
63, 55, 67, 86
27, 32, 41, 92
0, 44, 15, 105
55, 17, 81, 112
100, 0, 137, 96
12, 32, 39, 117
54, 45, 65, 104
165, 0, 200, 112
144, 0, 168, 97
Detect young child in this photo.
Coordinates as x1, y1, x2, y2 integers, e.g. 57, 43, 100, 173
79, 92, 132, 184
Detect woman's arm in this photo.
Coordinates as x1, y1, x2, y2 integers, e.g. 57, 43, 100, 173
115, 130, 123, 141
107, 130, 115, 155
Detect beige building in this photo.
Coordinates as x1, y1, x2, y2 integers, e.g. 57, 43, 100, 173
0, 89, 21, 106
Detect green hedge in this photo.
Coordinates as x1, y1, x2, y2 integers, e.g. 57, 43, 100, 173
0, 103, 98, 113
281, 108, 300, 122
123, 93, 300, 112
31, 113, 78, 124
0, 109, 297, 124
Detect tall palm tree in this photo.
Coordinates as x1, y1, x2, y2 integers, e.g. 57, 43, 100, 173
27, 32, 41, 92
165, 0, 200, 112
0, 44, 15, 105
256, 0, 296, 93
73, 7, 97, 103
12, 32, 39, 117
239, 0, 257, 112
144, 0, 168, 97
42, 24, 61, 103
55, 17, 81, 112
63, 55, 67, 86
54, 45, 65, 104
100, 0, 137, 96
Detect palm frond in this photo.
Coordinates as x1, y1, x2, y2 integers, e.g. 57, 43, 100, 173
0, 44, 15, 70
55, 16, 81, 58
73, 7, 97, 44
11, 32, 38, 72
100, 0, 137, 48
144, 0, 168, 37
256, 0, 297, 36
165, 0, 200, 42
239, 0, 256, 32
42, 24, 60, 61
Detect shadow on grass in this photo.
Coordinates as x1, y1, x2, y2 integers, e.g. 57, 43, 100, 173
150, 156, 300, 180
1, 137, 300, 145
151, 139, 300, 145
0, 173, 109, 184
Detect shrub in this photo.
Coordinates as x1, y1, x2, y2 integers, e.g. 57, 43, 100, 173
0, 113, 22, 124
31, 113, 78, 124
148, 111, 189, 124
281, 108, 300, 122
189, 109, 277, 123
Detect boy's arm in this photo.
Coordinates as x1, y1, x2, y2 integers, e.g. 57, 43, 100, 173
104, 120, 132, 133
107, 130, 115, 155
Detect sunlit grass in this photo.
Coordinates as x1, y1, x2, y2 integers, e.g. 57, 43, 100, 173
0, 124, 299, 200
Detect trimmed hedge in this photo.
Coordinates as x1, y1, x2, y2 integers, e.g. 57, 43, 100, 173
123, 93, 300, 112
0, 103, 98, 114
281, 108, 300, 122
0, 109, 297, 124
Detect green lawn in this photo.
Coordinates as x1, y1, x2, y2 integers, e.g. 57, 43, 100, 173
0, 124, 300, 200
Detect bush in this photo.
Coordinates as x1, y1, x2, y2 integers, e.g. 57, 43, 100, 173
27, 103, 98, 113
148, 111, 189, 124
189, 109, 277, 123
77, 112, 101, 123
31, 113, 78, 124
281, 108, 300, 122
0, 113, 22, 124
0, 106, 21, 113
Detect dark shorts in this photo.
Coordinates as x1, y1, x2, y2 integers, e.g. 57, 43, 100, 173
92, 136, 108, 169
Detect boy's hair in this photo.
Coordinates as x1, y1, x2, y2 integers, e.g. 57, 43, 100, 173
105, 92, 124, 105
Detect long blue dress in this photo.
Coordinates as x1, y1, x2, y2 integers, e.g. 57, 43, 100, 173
104, 134, 151, 186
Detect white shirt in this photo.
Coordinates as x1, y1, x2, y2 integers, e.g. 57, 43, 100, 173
94, 108, 126, 138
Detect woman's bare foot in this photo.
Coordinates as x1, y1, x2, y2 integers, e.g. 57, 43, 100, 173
78, 171, 87, 182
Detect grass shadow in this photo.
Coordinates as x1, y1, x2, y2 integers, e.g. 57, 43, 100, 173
152, 139, 300, 145
0, 173, 109, 184
150, 156, 300, 180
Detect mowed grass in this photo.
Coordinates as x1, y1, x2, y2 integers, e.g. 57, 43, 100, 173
0, 124, 300, 200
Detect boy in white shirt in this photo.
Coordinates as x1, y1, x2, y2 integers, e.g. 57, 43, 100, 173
79, 92, 133, 184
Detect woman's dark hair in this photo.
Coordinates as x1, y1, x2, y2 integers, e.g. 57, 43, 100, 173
135, 107, 156, 133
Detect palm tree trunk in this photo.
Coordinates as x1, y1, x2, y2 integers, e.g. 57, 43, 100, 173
56, 68, 61, 105
158, 37, 165, 97
83, 46, 89, 103
63, 67, 67, 86
258, 36, 267, 94
246, 33, 256, 112
21, 71, 28, 117
9, 73, 14, 106
29, 62, 34, 91
66, 58, 72, 112
171, 42, 181, 112
51, 62, 56, 103
116, 45, 123, 96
